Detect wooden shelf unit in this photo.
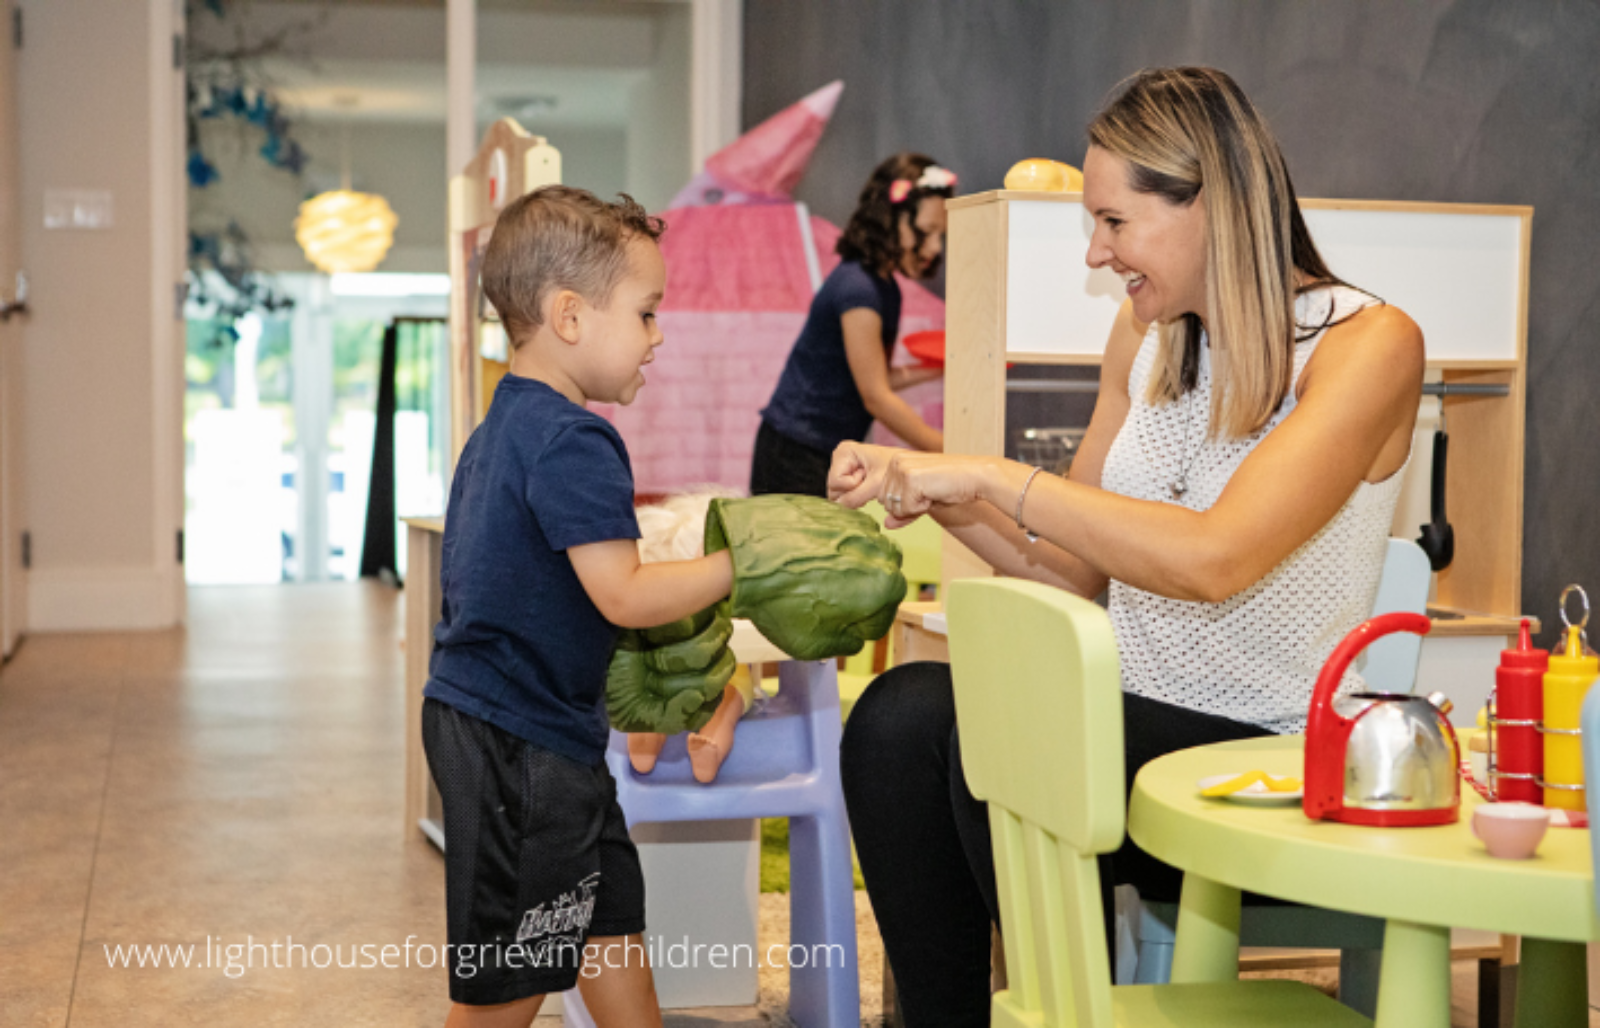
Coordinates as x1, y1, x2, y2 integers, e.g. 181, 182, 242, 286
941, 190, 1533, 622
407, 122, 561, 844
446, 118, 562, 460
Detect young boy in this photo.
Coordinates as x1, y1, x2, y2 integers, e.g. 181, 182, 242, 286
422, 186, 732, 1028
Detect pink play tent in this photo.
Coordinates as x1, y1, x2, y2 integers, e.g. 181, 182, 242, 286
594, 82, 945, 496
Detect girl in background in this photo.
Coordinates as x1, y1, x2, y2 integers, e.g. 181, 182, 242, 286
751, 153, 955, 496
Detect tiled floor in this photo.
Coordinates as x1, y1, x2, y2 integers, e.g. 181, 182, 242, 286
1, 585, 456, 1027
1, 582, 1590, 1027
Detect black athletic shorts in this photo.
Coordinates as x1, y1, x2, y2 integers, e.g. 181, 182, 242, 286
422, 698, 646, 1005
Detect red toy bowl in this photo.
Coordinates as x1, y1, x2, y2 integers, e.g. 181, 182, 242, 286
903, 330, 945, 367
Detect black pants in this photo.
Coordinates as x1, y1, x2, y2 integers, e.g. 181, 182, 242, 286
839, 662, 1274, 1028
750, 420, 833, 498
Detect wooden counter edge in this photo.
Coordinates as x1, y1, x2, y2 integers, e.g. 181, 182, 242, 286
897, 600, 1538, 640
403, 522, 444, 841
1425, 607, 1541, 638
895, 600, 945, 629
893, 601, 949, 665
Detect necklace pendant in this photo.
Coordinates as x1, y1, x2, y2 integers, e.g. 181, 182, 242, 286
1170, 479, 1188, 499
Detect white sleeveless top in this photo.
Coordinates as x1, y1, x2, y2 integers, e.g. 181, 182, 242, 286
1100, 285, 1406, 734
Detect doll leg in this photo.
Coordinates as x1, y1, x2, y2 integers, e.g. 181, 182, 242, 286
687, 667, 755, 783
627, 733, 668, 774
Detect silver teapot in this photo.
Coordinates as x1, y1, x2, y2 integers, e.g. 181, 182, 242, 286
1304, 613, 1461, 826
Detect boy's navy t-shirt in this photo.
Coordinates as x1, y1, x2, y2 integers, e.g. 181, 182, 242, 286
424, 375, 639, 766
760, 260, 901, 453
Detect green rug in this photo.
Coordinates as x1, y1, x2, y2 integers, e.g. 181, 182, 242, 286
760, 818, 866, 894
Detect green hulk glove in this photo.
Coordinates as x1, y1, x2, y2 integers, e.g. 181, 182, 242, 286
605, 603, 737, 734
704, 495, 906, 662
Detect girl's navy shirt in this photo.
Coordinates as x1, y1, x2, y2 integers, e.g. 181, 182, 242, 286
424, 375, 640, 766
761, 260, 901, 452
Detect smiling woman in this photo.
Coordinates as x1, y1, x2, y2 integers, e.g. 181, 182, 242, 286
830, 66, 1425, 1028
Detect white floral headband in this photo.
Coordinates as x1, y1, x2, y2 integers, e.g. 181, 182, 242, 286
888, 165, 958, 204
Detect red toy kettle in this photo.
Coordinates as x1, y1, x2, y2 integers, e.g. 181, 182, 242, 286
1304, 612, 1461, 826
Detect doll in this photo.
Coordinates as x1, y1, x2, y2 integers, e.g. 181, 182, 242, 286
611, 489, 906, 783
627, 488, 756, 784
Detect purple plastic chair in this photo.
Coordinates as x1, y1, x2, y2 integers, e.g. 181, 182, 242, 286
564, 658, 860, 1027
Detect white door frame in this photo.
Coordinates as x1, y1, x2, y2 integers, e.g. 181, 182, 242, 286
689, 0, 742, 168
154, 0, 186, 623
0, 0, 26, 653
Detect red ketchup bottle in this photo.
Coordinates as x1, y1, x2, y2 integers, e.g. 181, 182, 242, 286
1493, 618, 1548, 803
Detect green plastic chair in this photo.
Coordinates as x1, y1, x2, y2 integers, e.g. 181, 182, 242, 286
946, 577, 1371, 1027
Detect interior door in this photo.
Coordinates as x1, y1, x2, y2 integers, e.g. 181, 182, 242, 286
0, 3, 25, 656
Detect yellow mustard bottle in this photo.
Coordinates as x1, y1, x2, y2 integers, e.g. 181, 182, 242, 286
1542, 623, 1598, 809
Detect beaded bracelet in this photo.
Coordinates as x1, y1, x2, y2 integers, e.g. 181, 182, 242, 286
1015, 466, 1043, 543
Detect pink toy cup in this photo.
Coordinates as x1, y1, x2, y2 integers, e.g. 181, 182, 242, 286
1471, 802, 1551, 859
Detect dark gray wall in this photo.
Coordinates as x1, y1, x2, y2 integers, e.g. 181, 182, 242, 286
745, 0, 1600, 638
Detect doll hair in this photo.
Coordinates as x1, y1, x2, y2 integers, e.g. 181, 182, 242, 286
481, 185, 666, 348
634, 486, 745, 564
836, 152, 956, 279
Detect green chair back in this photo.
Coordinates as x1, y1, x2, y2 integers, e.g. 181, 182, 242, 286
948, 578, 1124, 1028
946, 577, 1371, 1028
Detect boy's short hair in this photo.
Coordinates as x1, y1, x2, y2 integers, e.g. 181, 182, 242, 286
480, 185, 666, 346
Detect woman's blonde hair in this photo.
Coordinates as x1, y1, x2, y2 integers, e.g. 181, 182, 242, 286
1088, 67, 1343, 439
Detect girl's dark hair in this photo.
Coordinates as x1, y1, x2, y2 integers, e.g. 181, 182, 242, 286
836, 153, 954, 277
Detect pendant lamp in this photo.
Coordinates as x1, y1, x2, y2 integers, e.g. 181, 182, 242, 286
295, 115, 398, 274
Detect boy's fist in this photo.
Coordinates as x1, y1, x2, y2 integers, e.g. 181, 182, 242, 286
705, 495, 905, 662
606, 604, 736, 734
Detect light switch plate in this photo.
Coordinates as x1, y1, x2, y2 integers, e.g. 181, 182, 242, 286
44, 189, 113, 230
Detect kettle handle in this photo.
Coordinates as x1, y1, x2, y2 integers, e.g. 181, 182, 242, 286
1303, 612, 1433, 819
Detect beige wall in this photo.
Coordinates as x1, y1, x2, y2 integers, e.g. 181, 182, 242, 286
17, 0, 183, 629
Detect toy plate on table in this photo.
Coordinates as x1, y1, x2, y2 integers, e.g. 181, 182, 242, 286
1197, 772, 1303, 805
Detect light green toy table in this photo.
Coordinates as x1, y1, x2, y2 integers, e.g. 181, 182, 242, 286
1127, 734, 1597, 1028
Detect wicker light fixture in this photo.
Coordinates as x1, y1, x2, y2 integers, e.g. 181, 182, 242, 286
294, 105, 398, 274
295, 189, 398, 273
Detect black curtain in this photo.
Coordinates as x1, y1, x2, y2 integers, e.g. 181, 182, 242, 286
359, 321, 399, 582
